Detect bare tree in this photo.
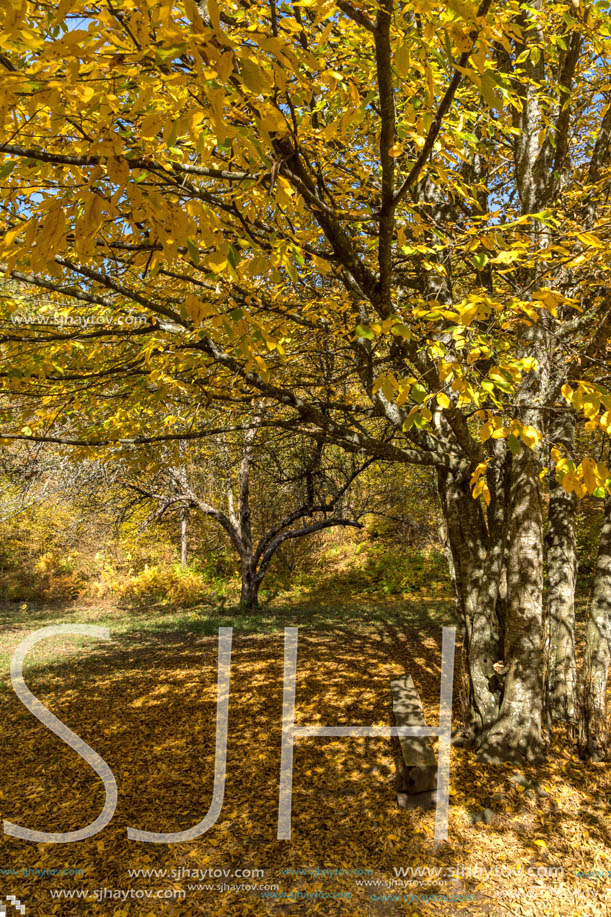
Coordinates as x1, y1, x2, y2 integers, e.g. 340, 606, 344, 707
123, 414, 374, 609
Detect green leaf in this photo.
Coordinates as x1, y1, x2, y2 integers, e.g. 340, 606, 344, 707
186, 237, 200, 266
411, 383, 427, 404
0, 161, 16, 180
227, 245, 240, 269
507, 434, 522, 456
472, 252, 489, 270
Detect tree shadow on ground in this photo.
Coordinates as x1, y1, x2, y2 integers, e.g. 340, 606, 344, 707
0, 606, 608, 916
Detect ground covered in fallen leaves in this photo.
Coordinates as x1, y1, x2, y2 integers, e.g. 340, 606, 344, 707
0, 597, 609, 916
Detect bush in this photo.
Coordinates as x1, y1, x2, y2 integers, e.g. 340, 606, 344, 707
357, 546, 449, 596
1, 545, 86, 603
115, 563, 215, 608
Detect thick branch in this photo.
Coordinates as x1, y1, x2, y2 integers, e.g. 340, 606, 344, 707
253, 456, 374, 565
256, 517, 363, 580
237, 408, 262, 553
0, 143, 261, 182
337, 1, 376, 32
374, 0, 396, 314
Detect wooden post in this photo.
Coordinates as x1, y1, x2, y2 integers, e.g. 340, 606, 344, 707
391, 675, 438, 809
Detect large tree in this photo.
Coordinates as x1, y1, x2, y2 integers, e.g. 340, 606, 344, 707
1, 0, 610, 760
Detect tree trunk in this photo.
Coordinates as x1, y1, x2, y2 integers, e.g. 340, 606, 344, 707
478, 448, 545, 762
239, 556, 261, 611
180, 507, 188, 569
545, 411, 577, 724
438, 468, 504, 740
578, 496, 611, 760
237, 413, 260, 610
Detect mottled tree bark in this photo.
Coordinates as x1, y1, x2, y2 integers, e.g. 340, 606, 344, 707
545, 411, 577, 724
471, 0, 550, 762
239, 554, 261, 610
438, 467, 505, 740
579, 497, 611, 760
478, 448, 545, 762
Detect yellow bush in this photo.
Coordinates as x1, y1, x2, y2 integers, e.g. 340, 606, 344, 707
117, 564, 214, 608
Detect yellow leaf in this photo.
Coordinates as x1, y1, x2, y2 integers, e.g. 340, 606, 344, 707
581, 457, 597, 494
472, 479, 491, 505
471, 462, 488, 483
478, 422, 491, 442
532, 287, 568, 317
395, 42, 411, 78
457, 303, 479, 326
424, 62, 435, 101
259, 103, 287, 134
576, 231, 604, 248
208, 0, 220, 31
491, 249, 522, 265
520, 425, 541, 449
3, 225, 24, 247
78, 85, 96, 104
140, 112, 163, 139
240, 58, 274, 95
561, 383, 574, 403
106, 155, 129, 188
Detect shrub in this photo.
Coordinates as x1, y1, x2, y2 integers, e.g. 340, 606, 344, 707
116, 563, 215, 608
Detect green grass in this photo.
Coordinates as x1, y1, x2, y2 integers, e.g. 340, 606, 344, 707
0, 592, 456, 684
